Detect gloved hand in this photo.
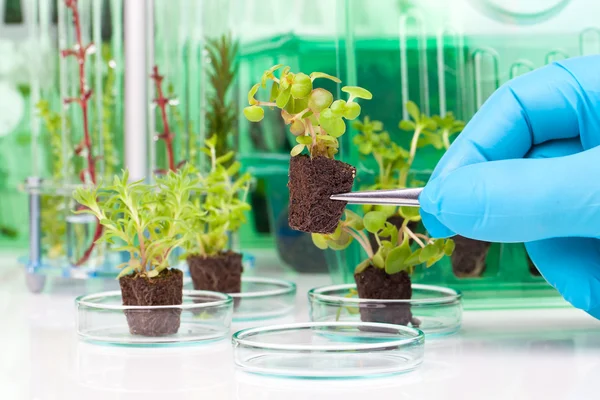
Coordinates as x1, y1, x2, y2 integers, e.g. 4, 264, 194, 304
419, 55, 600, 319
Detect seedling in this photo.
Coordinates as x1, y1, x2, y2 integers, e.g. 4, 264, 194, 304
243, 65, 372, 159
313, 208, 453, 326
243, 65, 372, 234
181, 135, 252, 294
206, 33, 239, 160
73, 167, 198, 336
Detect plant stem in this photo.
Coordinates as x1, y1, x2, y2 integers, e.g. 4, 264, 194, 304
442, 128, 451, 150
399, 125, 423, 187
307, 119, 317, 154
256, 101, 277, 107
151, 65, 176, 171
343, 226, 373, 259
404, 226, 426, 248
62, 0, 102, 267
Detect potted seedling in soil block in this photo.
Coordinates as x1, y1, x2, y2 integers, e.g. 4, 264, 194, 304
181, 136, 252, 295
431, 111, 491, 278
313, 209, 454, 326
73, 167, 198, 336
243, 65, 372, 234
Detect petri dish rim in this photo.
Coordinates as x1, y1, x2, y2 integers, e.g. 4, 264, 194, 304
308, 283, 462, 307
76, 290, 233, 310
228, 276, 296, 299
232, 321, 425, 352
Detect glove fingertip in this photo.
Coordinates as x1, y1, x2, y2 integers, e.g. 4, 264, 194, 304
420, 211, 455, 239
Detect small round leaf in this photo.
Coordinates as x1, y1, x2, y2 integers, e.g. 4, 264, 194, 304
342, 86, 373, 100
308, 88, 333, 112
291, 73, 313, 99
312, 233, 329, 250
344, 102, 361, 120
319, 113, 346, 138
290, 120, 306, 136
399, 120, 416, 131
406, 101, 420, 122
243, 106, 264, 122
444, 239, 455, 256
363, 211, 386, 233
296, 135, 312, 145
290, 144, 305, 157
330, 100, 347, 116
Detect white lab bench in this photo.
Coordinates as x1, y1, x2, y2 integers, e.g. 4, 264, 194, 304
2, 250, 600, 400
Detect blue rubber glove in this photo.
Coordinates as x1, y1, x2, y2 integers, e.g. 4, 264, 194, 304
419, 55, 600, 319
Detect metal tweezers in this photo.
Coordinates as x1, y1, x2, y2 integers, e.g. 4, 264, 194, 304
330, 188, 423, 207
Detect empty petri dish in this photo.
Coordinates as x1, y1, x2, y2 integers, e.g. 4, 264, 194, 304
309, 284, 462, 337
76, 290, 233, 346
232, 321, 424, 379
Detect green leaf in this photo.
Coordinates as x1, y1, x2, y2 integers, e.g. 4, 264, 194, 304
291, 73, 313, 99
399, 206, 421, 222
330, 100, 346, 116
296, 135, 312, 145
317, 135, 336, 143
363, 211, 386, 233
328, 231, 353, 250
374, 205, 397, 219
248, 83, 260, 105
276, 86, 292, 108
444, 239, 455, 256
404, 249, 422, 267
269, 81, 279, 102
290, 120, 306, 136
310, 72, 341, 83
419, 244, 439, 262
406, 101, 420, 122
290, 144, 305, 157
372, 252, 385, 269
358, 141, 372, 154
319, 109, 346, 137
308, 88, 333, 112
243, 106, 264, 122
399, 120, 416, 131
344, 102, 361, 120
312, 233, 328, 250
344, 210, 364, 231
354, 259, 371, 274
385, 239, 411, 274
342, 86, 373, 100
117, 265, 136, 279
284, 96, 309, 114
261, 64, 284, 86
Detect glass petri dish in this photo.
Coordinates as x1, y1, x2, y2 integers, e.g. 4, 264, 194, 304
184, 277, 296, 321
232, 322, 424, 379
308, 284, 462, 337
76, 290, 233, 346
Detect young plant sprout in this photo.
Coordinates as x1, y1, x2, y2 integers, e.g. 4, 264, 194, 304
181, 135, 252, 294
73, 167, 199, 336
314, 209, 454, 326
243, 65, 372, 234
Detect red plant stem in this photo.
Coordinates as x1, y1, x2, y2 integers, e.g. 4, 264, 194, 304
151, 65, 176, 171
63, 0, 102, 266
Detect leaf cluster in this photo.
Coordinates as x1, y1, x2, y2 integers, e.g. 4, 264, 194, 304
178, 135, 252, 257
206, 33, 239, 159
313, 208, 454, 275
73, 167, 199, 278
354, 101, 465, 189
242, 65, 372, 159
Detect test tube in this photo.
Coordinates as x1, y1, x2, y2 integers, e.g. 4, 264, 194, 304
579, 28, 600, 56
471, 47, 500, 112
399, 9, 430, 120
93, 0, 105, 178
509, 59, 535, 80
545, 49, 569, 65
436, 26, 466, 119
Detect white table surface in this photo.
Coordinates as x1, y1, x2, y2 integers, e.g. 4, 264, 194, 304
2, 251, 600, 400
